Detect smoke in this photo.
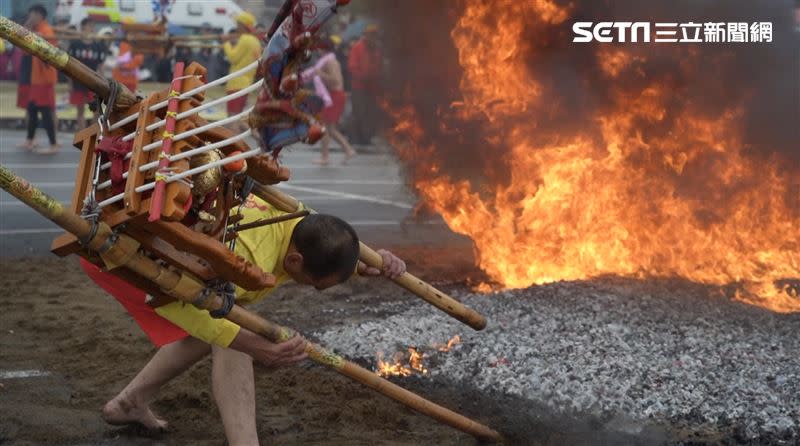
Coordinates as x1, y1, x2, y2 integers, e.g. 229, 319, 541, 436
369, 0, 799, 188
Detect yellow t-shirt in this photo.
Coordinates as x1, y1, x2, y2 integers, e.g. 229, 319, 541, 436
223, 33, 262, 92
155, 196, 303, 347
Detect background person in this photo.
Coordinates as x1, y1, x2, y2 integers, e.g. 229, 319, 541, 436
307, 35, 357, 165
67, 18, 109, 130
112, 40, 143, 93
18, 4, 59, 154
222, 11, 261, 132
347, 24, 382, 145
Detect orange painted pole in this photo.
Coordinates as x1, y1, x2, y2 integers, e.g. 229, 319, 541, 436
148, 62, 185, 222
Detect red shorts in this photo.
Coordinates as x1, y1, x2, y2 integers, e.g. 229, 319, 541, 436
27, 84, 56, 108
321, 90, 346, 124
226, 90, 248, 115
80, 258, 189, 347
16, 85, 29, 109
69, 89, 94, 106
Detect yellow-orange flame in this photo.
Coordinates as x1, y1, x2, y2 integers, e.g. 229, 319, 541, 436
434, 335, 462, 352
375, 336, 464, 377
389, 1, 799, 313
376, 347, 428, 377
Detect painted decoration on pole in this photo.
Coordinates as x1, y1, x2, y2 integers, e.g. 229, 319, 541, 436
0, 16, 69, 68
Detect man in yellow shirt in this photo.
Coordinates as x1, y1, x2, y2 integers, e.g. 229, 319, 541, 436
88, 195, 406, 444
223, 11, 262, 131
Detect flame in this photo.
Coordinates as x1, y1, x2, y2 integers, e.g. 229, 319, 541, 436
374, 336, 463, 377
434, 335, 462, 352
376, 347, 428, 377
388, 1, 800, 313
376, 351, 414, 377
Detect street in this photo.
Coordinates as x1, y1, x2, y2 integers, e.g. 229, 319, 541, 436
0, 128, 462, 257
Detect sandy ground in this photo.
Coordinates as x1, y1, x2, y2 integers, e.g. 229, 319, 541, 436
0, 249, 491, 446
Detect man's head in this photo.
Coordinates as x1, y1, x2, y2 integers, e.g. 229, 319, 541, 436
235, 11, 256, 34
283, 214, 359, 290
27, 4, 47, 27
80, 18, 94, 34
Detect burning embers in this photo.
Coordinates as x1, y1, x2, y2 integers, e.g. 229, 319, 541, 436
375, 335, 462, 377
386, 0, 799, 313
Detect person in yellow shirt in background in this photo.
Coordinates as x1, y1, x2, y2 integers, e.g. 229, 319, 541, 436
223, 11, 262, 132
82, 195, 407, 444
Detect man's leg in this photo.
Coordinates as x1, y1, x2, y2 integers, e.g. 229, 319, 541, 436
212, 345, 259, 446
363, 95, 379, 144
24, 102, 39, 147
39, 106, 58, 151
103, 336, 211, 430
315, 132, 331, 165
329, 125, 357, 163
351, 90, 367, 144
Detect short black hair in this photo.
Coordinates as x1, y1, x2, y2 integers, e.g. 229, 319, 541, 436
80, 18, 92, 28
291, 214, 359, 282
28, 4, 47, 19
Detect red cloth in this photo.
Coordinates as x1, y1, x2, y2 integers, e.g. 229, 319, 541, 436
80, 258, 189, 347
69, 89, 94, 106
347, 39, 381, 91
16, 85, 29, 109
95, 136, 133, 194
226, 90, 248, 115
321, 89, 346, 124
28, 84, 55, 108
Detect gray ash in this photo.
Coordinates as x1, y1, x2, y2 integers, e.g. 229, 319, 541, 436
314, 278, 800, 444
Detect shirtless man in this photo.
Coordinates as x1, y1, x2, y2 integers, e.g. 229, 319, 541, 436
311, 36, 357, 165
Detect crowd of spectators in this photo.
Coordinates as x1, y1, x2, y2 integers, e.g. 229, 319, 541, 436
0, 5, 386, 157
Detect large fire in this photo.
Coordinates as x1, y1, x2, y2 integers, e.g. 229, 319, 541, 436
387, 1, 799, 312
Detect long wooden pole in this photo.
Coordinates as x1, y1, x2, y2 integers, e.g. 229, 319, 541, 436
251, 183, 488, 330
0, 164, 503, 443
0, 15, 138, 111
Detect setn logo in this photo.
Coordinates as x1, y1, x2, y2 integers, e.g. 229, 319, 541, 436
572, 22, 651, 43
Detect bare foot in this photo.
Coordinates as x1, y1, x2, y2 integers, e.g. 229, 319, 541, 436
16, 140, 38, 151
313, 158, 330, 166
341, 151, 357, 165
102, 394, 169, 432
35, 144, 60, 155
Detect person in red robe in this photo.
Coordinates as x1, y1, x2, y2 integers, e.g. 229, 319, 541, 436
18, 4, 59, 154
346, 24, 382, 145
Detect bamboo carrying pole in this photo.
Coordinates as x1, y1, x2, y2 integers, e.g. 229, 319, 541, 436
250, 183, 488, 330
0, 16, 138, 111
0, 164, 503, 443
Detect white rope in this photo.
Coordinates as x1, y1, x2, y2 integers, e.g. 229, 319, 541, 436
96, 130, 252, 191
96, 147, 261, 209
120, 80, 262, 143
95, 61, 263, 206
142, 105, 254, 152
100, 105, 255, 171
107, 61, 259, 131
142, 130, 252, 170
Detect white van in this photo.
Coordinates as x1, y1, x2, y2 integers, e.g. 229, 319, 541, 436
57, 0, 244, 32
